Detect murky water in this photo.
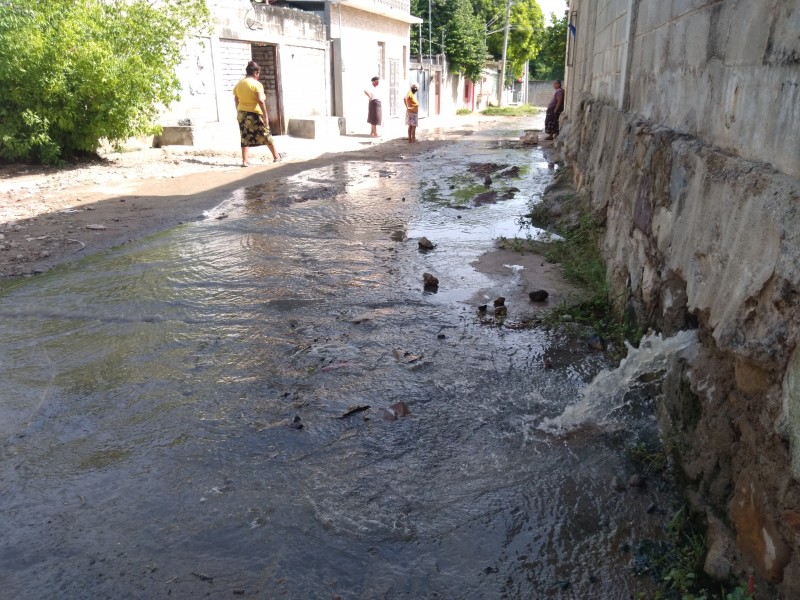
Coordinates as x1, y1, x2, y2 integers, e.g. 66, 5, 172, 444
0, 121, 676, 598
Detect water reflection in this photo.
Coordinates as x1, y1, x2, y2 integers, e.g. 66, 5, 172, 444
0, 119, 672, 598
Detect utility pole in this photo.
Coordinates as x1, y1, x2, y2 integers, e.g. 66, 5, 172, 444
428, 0, 432, 64
498, 0, 512, 106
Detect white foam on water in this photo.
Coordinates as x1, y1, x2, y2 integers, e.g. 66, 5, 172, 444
540, 329, 699, 432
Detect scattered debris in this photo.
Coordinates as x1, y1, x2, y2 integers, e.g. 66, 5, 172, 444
528, 289, 549, 302
520, 130, 539, 146
423, 272, 439, 288
85, 224, 107, 231
418, 236, 435, 250
628, 474, 646, 488
393, 349, 423, 363
494, 305, 507, 318
478, 304, 488, 313
493, 297, 505, 307
587, 334, 607, 351
320, 362, 355, 371
337, 405, 371, 419
383, 401, 411, 421
288, 416, 303, 430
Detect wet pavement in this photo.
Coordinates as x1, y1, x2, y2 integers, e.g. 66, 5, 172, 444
0, 119, 676, 598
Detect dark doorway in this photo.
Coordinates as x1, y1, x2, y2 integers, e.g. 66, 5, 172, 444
250, 43, 284, 135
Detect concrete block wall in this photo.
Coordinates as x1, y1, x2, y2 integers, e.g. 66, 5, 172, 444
562, 0, 800, 593
567, 0, 800, 178
528, 81, 558, 107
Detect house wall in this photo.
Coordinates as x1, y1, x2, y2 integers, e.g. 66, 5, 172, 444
330, 5, 411, 133
161, 0, 329, 141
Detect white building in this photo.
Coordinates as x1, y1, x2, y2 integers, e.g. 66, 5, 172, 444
162, 0, 422, 143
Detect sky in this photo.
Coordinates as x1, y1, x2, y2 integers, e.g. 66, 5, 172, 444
538, 0, 568, 24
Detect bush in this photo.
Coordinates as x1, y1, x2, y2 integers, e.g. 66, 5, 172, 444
0, 0, 210, 163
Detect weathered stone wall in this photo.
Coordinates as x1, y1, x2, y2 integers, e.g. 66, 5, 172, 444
563, 0, 800, 595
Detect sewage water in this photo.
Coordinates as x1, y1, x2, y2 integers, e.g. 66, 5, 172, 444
0, 120, 677, 598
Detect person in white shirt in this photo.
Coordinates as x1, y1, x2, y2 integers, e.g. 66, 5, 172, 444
364, 76, 382, 137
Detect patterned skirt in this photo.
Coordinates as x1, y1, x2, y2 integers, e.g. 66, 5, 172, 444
238, 111, 273, 147
544, 108, 562, 135
405, 111, 419, 127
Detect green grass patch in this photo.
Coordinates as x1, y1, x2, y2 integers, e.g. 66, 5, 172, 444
456, 108, 473, 115
481, 105, 540, 117
519, 214, 625, 343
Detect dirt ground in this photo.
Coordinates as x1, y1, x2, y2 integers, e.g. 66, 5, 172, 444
0, 117, 555, 280
0, 137, 416, 279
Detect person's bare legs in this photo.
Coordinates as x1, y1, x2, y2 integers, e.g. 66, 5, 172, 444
370, 124, 378, 137
241, 146, 249, 166
410, 126, 417, 142
267, 142, 280, 162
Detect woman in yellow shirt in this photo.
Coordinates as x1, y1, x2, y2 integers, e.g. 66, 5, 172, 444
403, 84, 420, 142
233, 61, 281, 166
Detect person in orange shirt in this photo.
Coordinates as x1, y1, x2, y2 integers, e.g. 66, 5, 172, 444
233, 61, 282, 166
403, 84, 419, 142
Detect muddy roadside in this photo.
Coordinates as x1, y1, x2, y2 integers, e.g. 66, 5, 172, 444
0, 137, 429, 279
0, 119, 560, 281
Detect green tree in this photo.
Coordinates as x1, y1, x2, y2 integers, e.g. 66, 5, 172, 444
0, 0, 210, 163
529, 11, 568, 81
481, 0, 544, 82
412, 0, 487, 81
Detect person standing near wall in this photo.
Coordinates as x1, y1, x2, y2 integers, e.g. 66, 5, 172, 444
233, 60, 282, 166
544, 80, 565, 140
404, 84, 419, 142
365, 76, 383, 137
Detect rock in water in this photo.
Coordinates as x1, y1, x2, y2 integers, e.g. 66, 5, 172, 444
520, 130, 539, 146
629, 474, 646, 488
528, 289, 549, 302
423, 272, 439, 288
587, 333, 607, 351
484, 175, 492, 187
418, 236, 434, 250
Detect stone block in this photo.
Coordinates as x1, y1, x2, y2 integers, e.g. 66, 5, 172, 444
153, 126, 194, 147
287, 117, 345, 139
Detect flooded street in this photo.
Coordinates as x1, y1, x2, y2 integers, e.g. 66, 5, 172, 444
0, 120, 676, 598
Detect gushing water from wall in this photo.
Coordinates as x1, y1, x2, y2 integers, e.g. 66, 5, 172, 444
541, 329, 699, 432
